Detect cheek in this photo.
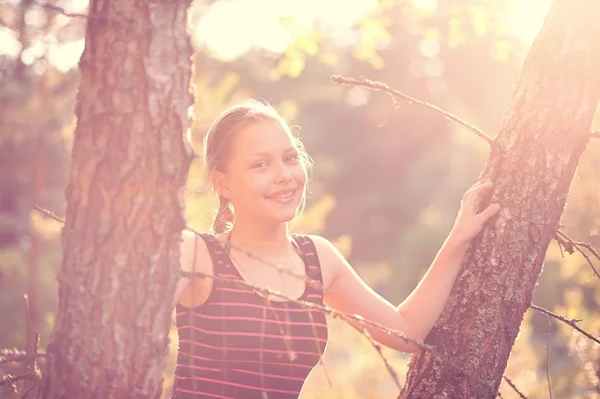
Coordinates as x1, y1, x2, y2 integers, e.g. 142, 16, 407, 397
232, 173, 270, 197
295, 164, 308, 186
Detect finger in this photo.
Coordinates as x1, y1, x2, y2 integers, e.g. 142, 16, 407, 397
463, 182, 491, 204
465, 182, 495, 207
476, 203, 500, 222
463, 181, 492, 201
471, 181, 494, 194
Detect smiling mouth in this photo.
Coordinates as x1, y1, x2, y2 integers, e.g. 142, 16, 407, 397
266, 189, 297, 202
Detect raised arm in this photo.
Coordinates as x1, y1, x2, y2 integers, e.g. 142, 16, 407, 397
318, 181, 500, 352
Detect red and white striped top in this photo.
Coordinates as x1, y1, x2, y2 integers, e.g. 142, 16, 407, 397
173, 233, 328, 399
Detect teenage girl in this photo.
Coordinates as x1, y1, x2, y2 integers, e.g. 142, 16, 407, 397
171, 100, 500, 399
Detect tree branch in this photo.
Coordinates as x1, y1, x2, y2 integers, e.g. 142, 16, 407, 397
553, 230, 600, 280
503, 376, 527, 399
31, 204, 600, 391
181, 269, 431, 350
530, 304, 600, 345
0, 354, 47, 366
0, 373, 38, 386
30, 0, 90, 19
331, 75, 494, 144
31, 206, 418, 387
356, 324, 402, 391
546, 316, 553, 399
33, 205, 65, 224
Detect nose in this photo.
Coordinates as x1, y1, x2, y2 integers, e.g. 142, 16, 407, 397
273, 163, 293, 184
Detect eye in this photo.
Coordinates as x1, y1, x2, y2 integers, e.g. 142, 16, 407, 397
252, 161, 268, 169
285, 153, 300, 163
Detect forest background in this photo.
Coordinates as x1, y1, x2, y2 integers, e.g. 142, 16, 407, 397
1, 0, 599, 398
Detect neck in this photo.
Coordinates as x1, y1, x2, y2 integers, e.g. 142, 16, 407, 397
228, 215, 292, 257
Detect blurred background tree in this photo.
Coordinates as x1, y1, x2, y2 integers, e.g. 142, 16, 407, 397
1, 0, 598, 398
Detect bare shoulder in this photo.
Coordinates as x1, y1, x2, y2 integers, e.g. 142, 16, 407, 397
175, 230, 215, 307
303, 234, 344, 292
305, 234, 342, 260
180, 229, 212, 275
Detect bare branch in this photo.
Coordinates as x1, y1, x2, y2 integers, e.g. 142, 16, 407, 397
181, 268, 432, 351
31, 0, 90, 19
503, 376, 527, 399
356, 324, 402, 390
32, 204, 600, 391
554, 230, 600, 280
546, 316, 553, 399
0, 373, 38, 386
33, 205, 418, 388
530, 304, 600, 345
33, 205, 65, 224
0, 354, 46, 366
331, 75, 494, 144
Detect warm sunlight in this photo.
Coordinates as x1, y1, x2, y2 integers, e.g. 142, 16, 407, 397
502, 0, 552, 44
409, 0, 438, 12
193, 0, 378, 60
0, 0, 554, 70
5, 0, 600, 398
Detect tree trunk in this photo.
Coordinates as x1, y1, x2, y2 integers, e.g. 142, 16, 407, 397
38, 1, 194, 398
401, 1, 600, 397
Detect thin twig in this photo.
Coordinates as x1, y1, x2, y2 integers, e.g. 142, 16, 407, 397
35, 206, 410, 387
554, 230, 600, 280
557, 237, 565, 258
36, 205, 600, 350
530, 304, 599, 345
32, 204, 600, 391
356, 324, 402, 390
546, 316, 553, 399
331, 75, 493, 144
33, 205, 65, 224
0, 373, 38, 386
30, 0, 90, 19
33, 205, 430, 352
503, 376, 527, 399
0, 354, 47, 366
24, 294, 32, 363
181, 269, 432, 351
34, 207, 321, 291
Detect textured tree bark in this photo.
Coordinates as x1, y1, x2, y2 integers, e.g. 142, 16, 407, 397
38, 1, 194, 398
401, 1, 600, 398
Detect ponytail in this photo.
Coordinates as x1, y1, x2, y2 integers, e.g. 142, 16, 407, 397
212, 195, 234, 234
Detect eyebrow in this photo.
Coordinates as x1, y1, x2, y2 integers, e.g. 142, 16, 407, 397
250, 147, 297, 157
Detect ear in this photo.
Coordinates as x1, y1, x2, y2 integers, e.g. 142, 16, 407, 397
212, 170, 232, 200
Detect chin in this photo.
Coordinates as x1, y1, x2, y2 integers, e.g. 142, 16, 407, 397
272, 209, 299, 224
266, 204, 301, 224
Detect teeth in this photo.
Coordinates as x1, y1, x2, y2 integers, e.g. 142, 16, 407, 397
270, 191, 294, 199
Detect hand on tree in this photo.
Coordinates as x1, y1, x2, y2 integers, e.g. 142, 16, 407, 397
450, 181, 500, 244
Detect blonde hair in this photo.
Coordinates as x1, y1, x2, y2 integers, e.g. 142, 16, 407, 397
203, 99, 312, 234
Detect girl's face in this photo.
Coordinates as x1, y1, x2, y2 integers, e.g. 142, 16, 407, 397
216, 118, 308, 225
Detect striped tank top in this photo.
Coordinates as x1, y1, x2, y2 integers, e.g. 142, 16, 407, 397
173, 233, 329, 399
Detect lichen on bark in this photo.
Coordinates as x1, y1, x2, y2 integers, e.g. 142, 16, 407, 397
401, 1, 600, 397
38, 1, 194, 399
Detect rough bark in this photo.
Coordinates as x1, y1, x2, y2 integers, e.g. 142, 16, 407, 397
401, 1, 600, 398
37, 1, 194, 398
